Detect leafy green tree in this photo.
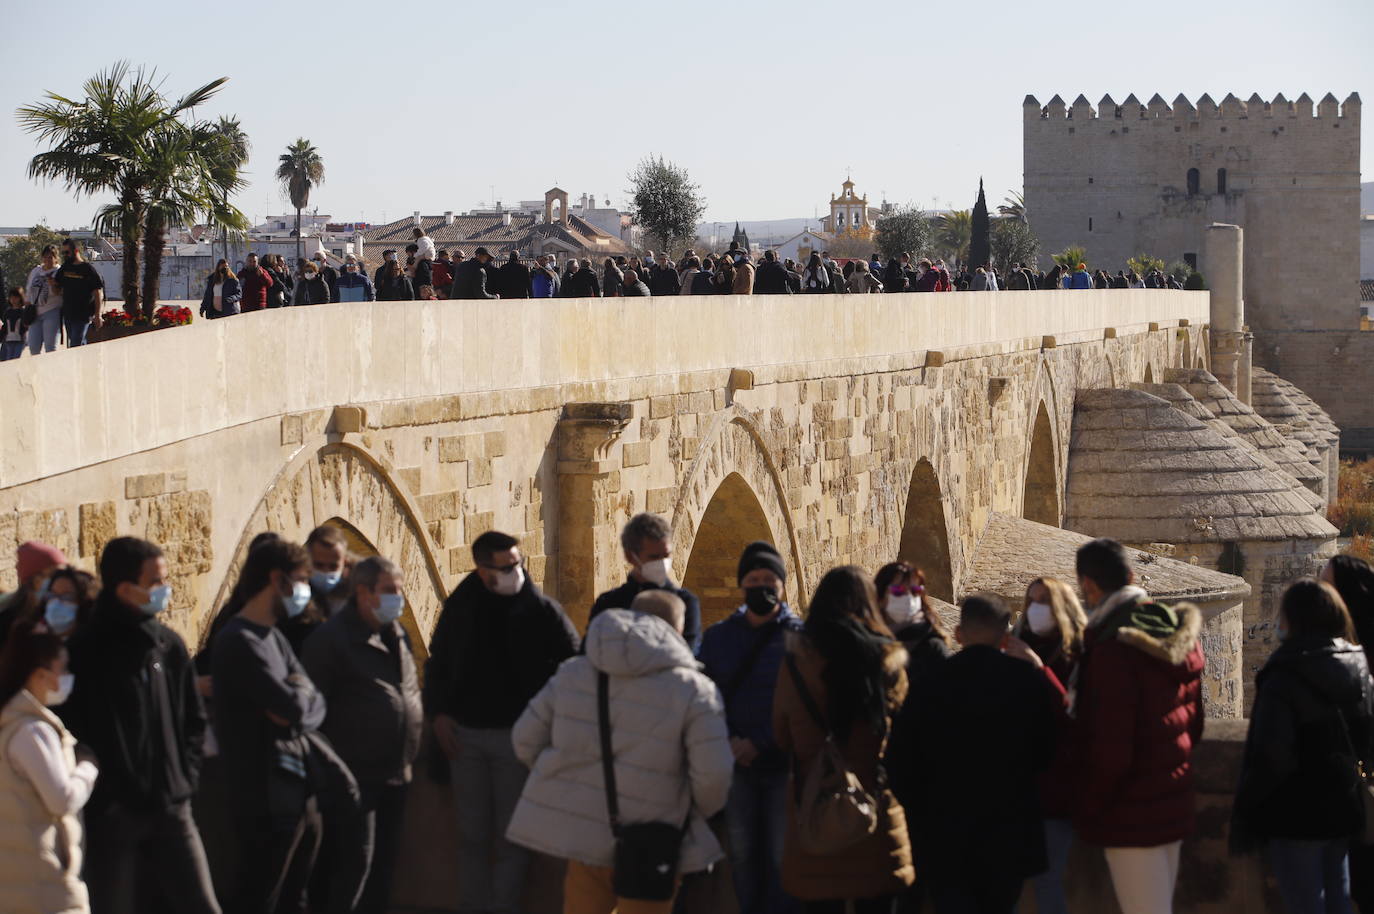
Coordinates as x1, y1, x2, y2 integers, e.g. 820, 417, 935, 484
628, 156, 706, 252
935, 210, 971, 264
990, 219, 1040, 274
1127, 253, 1165, 277
18, 62, 227, 315
969, 180, 991, 269
1052, 245, 1088, 271
1184, 272, 1207, 290
276, 138, 325, 263
874, 207, 932, 262
0, 226, 65, 294
1168, 260, 1195, 283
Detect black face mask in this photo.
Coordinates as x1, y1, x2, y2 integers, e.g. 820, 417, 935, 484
744, 585, 780, 617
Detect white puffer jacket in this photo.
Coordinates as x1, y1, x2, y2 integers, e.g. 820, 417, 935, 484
506, 609, 733, 872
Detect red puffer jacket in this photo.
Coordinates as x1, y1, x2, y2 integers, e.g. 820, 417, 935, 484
1072, 594, 1205, 847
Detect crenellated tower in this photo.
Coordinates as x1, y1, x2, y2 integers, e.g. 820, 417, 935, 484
1023, 91, 1361, 333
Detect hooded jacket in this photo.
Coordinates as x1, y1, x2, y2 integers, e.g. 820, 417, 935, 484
1232, 636, 1374, 849
506, 610, 733, 873
1073, 589, 1205, 847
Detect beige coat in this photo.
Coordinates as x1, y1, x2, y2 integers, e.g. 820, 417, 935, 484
773, 632, 914, 901
732, 261, 755, 294
0, 691, 89, 914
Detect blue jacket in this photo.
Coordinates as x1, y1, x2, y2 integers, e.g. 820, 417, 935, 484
698, 605, 803, 770
336, 271, 375, 301
1069, 270, 1093, 290
531, 266, 558, 298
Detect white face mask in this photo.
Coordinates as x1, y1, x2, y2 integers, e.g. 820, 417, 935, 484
46, 673, 74, 707
638, 557, 670, 587
490, 565, 525, 597
1026, 602, 1057, 636
885, 593, 923, 626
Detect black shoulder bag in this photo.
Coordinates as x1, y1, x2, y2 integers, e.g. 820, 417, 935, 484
598, 671, 689, 900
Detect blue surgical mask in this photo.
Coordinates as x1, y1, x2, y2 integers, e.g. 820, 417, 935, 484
45, 598, 79, 634
375, 593, 404, 625
311, 570, 342, 592
141, 584, 172, 616
283, 581, 312, 619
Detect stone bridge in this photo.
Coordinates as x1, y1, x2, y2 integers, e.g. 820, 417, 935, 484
2, 259, 1343, 911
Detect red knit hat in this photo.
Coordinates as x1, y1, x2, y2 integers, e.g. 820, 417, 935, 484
17, 541, 67, 584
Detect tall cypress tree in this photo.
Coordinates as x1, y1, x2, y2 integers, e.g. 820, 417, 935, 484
970, 178, 991, 270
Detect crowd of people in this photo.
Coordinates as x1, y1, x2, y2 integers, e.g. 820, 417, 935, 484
0, 228, 1190, 359
0, 510, 1370, 914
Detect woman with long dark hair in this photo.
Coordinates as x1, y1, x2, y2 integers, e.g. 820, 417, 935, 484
803, 253, 830, 293
1232, 578, 1374, 913
199, 259, 242, 319
0, 619, 98, 913
773, 565, 913, 913
873, 562, 950, 686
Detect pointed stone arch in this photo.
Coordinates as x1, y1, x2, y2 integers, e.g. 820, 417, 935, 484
1023, 402, 1061, 527
897, 458, 955, 602
208, 440, 448, 656
669, 407, 802, 621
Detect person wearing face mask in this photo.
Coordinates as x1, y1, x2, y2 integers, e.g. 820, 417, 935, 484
279, 524, 353, 658
312, 252, 339, 302
1231, 578, 1373, 914
0, 620, 98, 914
1006, 577, 1087, 914
588, 513, 703, 652
0, 541, 68, 653
874, 563, 951, 688
302, 556, 421, 914
337, 254, 376, 302
1072, 538, 1205, 914
38, 567, 97, 641
52, 238, 103, 346
238, 252, 274, 313
212, 538, 327, 914
199, 259, 242, 319
698, 540, 804, 914
61, 537, 221, 914
423, 530, 579, 914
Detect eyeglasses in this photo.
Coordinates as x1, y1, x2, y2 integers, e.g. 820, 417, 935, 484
888, 584, 925, 597
478, 559, 523, 574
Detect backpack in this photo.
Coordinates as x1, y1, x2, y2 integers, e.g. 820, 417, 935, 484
784, 653, 879, 855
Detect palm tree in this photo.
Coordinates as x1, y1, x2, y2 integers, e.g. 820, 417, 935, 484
276, 139, 324, 262
200, 117, 251, 266
1052, 245, 1089, 271
936, 210, 972, 264
18, 62, 227, 315
997, 191, 1026, 223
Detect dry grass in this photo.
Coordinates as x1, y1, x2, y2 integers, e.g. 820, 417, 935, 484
1329, 459, 1374, 538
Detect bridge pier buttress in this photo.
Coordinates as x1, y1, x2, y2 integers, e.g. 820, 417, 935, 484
1205, 223, 1253, 406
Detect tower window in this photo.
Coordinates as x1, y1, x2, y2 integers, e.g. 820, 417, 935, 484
1186, 168, 1200, 195
1088, 177, 1094, 184
1088, 217, 1093, 232
1184, 253, 1198, 270
1216, 168, 1227, 194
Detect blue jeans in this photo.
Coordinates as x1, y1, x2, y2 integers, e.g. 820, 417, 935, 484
63, 314, 90, 346
0, 340, 24, 361
27, 308, 61, 353
725, 765, 797, 914
1028, 818, 1074, 914
1268, 838, 1352, 914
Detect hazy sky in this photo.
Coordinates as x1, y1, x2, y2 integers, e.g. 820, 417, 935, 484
1, 0, 1370, 230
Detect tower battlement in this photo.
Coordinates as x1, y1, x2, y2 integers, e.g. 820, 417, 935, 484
1024, 92, 1360, 123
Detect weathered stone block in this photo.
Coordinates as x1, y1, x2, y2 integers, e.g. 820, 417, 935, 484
622, 441, 651, 468
281, 414, 303, 446
646, 487, 676, 515
125, 473, 165, 499
822, 379, 841, 401
468, 457, 493, 487
464, 511, 495, 540
649, 396, 675, 419
483, 431, 507, 458
79, 502, 117, 559
449, 547, 475, 575
439, 435, 481, 463
825, 440, 848, 460
687, 392, 713, 415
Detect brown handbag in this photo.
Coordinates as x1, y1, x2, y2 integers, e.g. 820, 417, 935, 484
784, 653, 879, 855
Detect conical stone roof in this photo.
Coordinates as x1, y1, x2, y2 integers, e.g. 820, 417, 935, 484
1066, 388, 1337, 544
1247, 372, 1325, 462
968, 512, 1251, 605
1253, 367, 1340, 447
1131, 383, 1324, 511
1162, 369, 1325, 492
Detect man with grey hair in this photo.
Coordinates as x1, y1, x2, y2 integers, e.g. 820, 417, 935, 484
302, 556, 422, 914
589, 512, 702, 650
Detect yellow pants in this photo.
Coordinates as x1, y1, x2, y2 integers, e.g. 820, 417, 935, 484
563, 859, 678, 914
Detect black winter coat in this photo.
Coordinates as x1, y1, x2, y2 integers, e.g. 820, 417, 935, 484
499, 261, 531, 299
566, 268, 602, 298
883, 261, 908, 292
376, 274, 415, 301
60, 593, 207, 814
754, 260, 792, 294
422, 572, 579, 729
588, 576, 703, 652
650, 266, 681, 295
891, 621, 952, 694
1232, 636, 1374, 849
451, 258, 498, 299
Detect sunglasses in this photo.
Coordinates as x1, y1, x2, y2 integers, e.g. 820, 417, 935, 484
888, 584, 925, 597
